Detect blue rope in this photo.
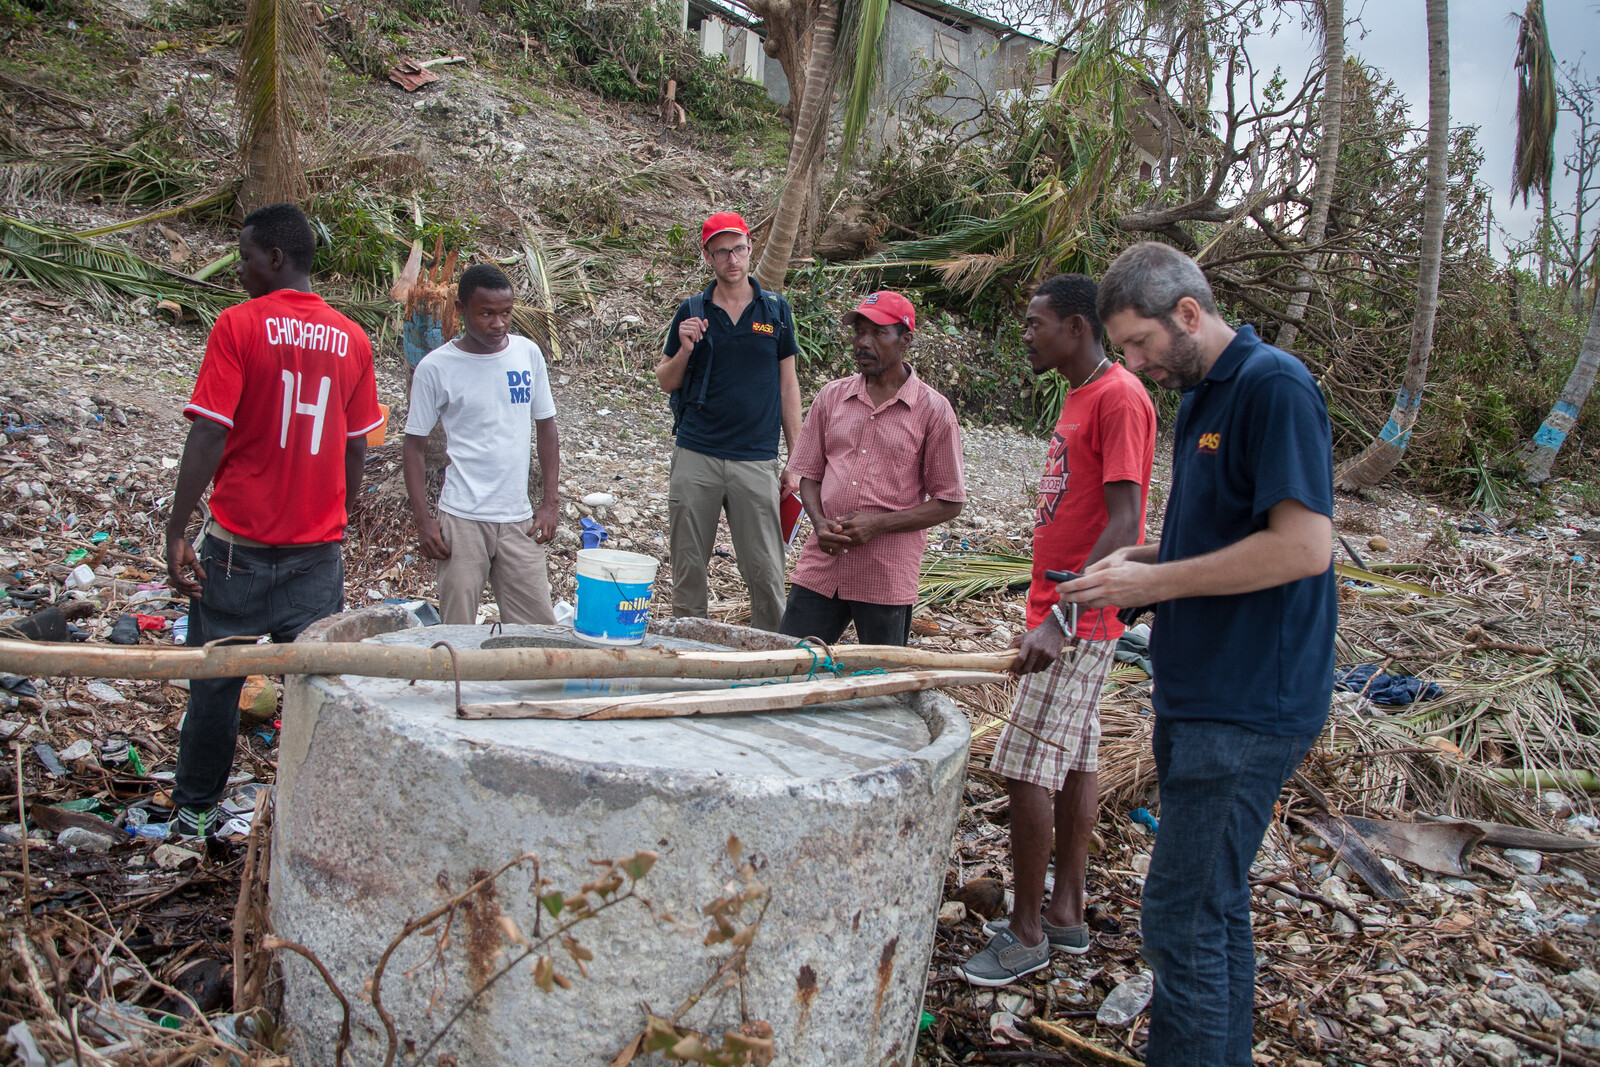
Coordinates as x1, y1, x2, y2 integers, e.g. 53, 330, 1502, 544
730, 644, 892, 688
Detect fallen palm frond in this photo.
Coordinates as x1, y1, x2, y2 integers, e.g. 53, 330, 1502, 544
306, 121, 426, 194
1334, 561, 1445, 597
825, 177, 1110, 299
917, 551, 1034, 608
0, 215, 391, 330
0, 215, 238, 322
70, 187, 242, 239
0, 143, 215, 209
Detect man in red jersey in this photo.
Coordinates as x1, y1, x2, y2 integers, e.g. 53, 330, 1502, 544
164, 203, 382, 839
957, 273, 1155, 986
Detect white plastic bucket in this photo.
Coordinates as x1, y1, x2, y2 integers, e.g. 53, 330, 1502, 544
573, 549, 660, 646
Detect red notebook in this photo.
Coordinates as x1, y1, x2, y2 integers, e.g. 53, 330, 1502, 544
779, 492, 804, 547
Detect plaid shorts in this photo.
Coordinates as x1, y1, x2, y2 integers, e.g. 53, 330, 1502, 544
990, 638, 1117, 789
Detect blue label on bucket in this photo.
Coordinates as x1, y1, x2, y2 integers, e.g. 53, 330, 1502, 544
574, 576, 653, 642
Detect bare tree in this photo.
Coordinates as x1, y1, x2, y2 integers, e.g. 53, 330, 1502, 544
1553, 65, 1600, 316
1334, 0, 1449, 490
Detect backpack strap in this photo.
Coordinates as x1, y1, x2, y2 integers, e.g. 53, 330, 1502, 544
687, 293, 714, 407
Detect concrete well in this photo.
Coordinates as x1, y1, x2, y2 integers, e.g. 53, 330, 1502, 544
272, 610, 969, 1066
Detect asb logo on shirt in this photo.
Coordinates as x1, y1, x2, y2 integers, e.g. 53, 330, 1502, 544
751, 321, 775, 336
1197, 432, 1221, 454
506, 369, 533, 404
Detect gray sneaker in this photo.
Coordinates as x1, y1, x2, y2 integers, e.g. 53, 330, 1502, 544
954, 928, 1050, 987
983, 914, 1092, 955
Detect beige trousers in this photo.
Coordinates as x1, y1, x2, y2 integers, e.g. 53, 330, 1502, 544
436, 511, 556, 626
667, 446, 786, 632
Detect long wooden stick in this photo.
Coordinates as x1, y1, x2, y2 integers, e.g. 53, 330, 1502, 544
456, 670, 1009, 720
0, 638, 1016, 683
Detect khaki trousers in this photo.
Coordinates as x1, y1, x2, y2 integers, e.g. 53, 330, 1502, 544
667, 446, 785, 632
436, 511, 556, 626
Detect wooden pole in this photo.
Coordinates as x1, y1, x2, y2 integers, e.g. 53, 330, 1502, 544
456, 670, 1009, 720
0, 638, 1016, 684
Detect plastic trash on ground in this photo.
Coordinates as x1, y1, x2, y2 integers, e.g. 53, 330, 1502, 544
1096, 971, 1154, 1027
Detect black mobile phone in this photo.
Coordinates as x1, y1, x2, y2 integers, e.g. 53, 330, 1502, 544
1043, 569, 1080, 583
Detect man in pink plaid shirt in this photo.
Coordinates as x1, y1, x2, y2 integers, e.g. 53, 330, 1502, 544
779, 291, 967, 645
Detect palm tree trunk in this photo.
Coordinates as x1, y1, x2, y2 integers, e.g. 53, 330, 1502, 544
753, 0, 839, 292
1277, 0, 1344, 352
1521, 295, 1600, 483
1334, 0, 1449, 491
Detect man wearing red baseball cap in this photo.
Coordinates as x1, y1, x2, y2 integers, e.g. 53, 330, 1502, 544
779, 290, 966, 645
655, 212, 802, 632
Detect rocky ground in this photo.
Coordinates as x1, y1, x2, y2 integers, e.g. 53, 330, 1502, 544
4, 6, 1600, 1064
4, 279, 1600, 1066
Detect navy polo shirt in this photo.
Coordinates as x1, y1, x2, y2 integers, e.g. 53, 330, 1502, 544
1151, 324, 1337, 737
664, 279, 798, 461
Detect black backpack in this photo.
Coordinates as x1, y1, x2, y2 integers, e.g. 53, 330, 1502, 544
670, 290, 788, 436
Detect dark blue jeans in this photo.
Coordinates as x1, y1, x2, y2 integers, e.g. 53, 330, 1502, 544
172, 537, 343, 809
1140, 718, 1315, 1067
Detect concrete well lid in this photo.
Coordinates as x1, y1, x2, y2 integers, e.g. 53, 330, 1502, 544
337, 624, 942, 782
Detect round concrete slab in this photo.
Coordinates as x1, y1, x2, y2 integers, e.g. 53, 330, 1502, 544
272, 611, 969, 1067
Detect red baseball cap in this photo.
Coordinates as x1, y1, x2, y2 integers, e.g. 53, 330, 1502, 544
701, 212, 750, 246
842, 290, 916, 332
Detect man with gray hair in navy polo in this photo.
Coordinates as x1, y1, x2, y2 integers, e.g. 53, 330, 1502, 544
1061, 242, 1336, 1067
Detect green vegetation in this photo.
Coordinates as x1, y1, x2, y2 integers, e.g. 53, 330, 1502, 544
498, 0, 779, 132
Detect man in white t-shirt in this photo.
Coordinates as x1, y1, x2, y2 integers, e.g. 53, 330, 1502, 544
403, 263, 561, 624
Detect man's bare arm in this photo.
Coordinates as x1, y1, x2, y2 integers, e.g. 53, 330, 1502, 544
1062, 498, 1330, 609
164, 417, 228, 598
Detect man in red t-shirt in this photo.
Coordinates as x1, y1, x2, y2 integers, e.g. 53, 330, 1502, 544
957, 274, 1156, 987
164, 202, 382, 839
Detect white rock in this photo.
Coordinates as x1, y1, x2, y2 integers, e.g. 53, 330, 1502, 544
1348, 992, 1387, 1017
1503, 848, 1542, 874
1474, 1033, 1520, 1067
1570, 1021, 1600, 1049
937, 900, 966, 925
1561, 968, 1600, 999
1489, 980, 1563, 1020
582, 492, 616, 508
1395, 1025, 1442, 1056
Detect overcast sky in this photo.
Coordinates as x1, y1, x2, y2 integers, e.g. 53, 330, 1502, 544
1242, 0, 1599, 259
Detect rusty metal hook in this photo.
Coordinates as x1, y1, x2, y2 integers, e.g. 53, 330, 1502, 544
430, 640, 464, 715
